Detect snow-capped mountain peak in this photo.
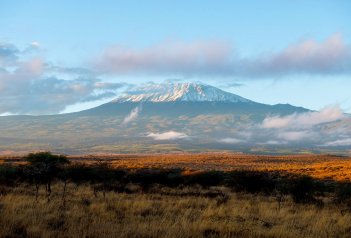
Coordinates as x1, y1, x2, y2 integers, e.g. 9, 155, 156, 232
113, 82, 251, 103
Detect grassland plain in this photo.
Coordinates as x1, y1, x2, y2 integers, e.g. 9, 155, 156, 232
3, 153, 351, 182
67, 153, 351, 181
1, 153, 351, 237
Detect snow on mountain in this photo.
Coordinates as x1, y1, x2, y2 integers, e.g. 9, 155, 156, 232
113, 82, 252, 103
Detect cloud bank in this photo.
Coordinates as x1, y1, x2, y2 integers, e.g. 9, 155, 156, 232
0, 42, 125, 114
95, 33, 351, 78
216, 105, 349, 145
95, 40, 233, 77
261, 106, 345, 129
259, 105, 349, 143
242, 33, 351, 76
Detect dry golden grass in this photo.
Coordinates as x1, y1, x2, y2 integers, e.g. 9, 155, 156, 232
66, 153, 351, 182
1, 183, 351, 238
4, 152, 351, 181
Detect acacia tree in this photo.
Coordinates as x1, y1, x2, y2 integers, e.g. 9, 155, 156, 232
92, 159, 113, 198
26, 152, 69, 200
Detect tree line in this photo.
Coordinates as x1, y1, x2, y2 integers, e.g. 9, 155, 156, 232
1, 152, 351, 207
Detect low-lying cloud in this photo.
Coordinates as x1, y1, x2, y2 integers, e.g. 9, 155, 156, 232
323, 138, 351, 146
147, 131, 189, 140
261, 105, 345, 129
257, 105, 350, 144
211, 105, 349, 145
122, 105, 142, 124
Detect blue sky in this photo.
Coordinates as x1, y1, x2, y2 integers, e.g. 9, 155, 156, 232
1, 0, 351, 114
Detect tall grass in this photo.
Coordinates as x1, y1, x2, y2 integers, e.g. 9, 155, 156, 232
0, 184, 351, 238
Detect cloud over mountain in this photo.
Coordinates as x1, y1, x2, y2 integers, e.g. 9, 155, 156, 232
95, 33, 351, 78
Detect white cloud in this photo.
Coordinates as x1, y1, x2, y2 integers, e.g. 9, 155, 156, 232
260, 140, 287, 145
30, 41, 40, 48
23, 41, 41, 53
277, 131, 311, 141
219, 137, 243, 144
122, 106, 142, 124
147, 131, 189, 140
261, 105, 345, 129
323, 138, 351, 146
259, 106, 348, 143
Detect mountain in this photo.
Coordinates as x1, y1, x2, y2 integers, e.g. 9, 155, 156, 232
78, 82, 307, 117
113, 82, 251, 103
0, 82, 349, 155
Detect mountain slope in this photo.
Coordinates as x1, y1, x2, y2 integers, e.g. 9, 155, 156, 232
78, 101, 308, 118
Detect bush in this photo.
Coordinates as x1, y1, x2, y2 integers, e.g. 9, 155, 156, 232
289, 176, 323, 204
63, 164, 93, 184
183, 171, 225, 187
0, 165, 22, 186
127, 169, 183, 192
225, 171, 276, 194
335, 183, 351, 204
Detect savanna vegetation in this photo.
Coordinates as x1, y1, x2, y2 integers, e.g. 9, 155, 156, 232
1, 152, 351, 237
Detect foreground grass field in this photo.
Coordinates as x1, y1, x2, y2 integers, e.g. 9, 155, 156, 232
1, 152, 351, 237
1, 184, 351, 238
